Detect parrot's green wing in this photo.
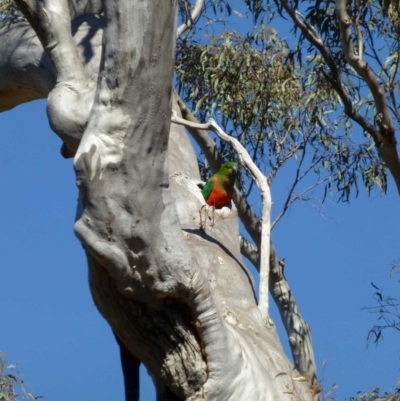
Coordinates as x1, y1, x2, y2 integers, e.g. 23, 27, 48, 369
202, 177, 215, 201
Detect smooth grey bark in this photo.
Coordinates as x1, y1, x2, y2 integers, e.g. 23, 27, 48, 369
175, 92, 319, 390
0, 2, 103, 112
0, 8, 56, 111
0, 1, 315, 399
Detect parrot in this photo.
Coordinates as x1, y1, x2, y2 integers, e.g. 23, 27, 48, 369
202, 162, 237, 209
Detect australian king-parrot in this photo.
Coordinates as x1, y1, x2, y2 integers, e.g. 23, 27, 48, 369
202, 162, 237, 208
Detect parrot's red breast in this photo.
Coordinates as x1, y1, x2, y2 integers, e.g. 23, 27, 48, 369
204, 177, 233, 208
202, 162, 237, 209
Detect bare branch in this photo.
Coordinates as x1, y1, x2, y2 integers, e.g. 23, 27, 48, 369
239, 235, 319, 390
14, 0, 97, 157
269, 247, 320, 392
172, 111, 273, 324
208, 119, 273, 324
177, 0, 204, 39
0, 3, 104, 113
364, 283, 400, 346
0, 15, 55, 111
271, 141, 308, 230
240, 235, 259, 268
174, 91, 263, 246
174, 93, 319, 387
15, 0, 86, 85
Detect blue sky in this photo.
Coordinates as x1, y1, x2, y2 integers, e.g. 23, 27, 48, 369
0, 96, 399, 401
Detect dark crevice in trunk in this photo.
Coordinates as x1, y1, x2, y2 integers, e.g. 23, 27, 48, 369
114, 331, 141, 401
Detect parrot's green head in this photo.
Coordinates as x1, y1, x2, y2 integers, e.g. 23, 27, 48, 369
216, 162, 238, 187
218, 162, 237, 177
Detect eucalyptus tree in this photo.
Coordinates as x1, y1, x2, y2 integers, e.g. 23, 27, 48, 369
0, 0, 398, 400
0, 0, 317, 400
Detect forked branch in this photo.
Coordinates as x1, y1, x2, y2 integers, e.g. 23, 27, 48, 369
15, 0, 96, 157
14, 0, 86, 85
336, 0, 391, 129
174, 91, 262, 243
335, 0, 400, 189
174, 95, 319, 386
278, 0, 400, 193
172, 111, 273, 323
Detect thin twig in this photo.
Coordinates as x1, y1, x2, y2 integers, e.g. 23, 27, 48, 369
271, 140, 308, 229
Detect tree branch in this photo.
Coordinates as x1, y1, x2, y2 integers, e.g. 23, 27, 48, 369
335, 0, 400, 192
269, 247, 321, 394
0, 3, 104, 113
14, 0, 97, 157
174, 91, 263, 244
15, 0, 86, 84
172, 111, 273, 324
239, 235, 259, 268
278, 0, 400, 193
336, 0, 390, 129
176, 0, 204, 39
174, 95, 319, 387
353, 0, 363, 60
239, 236, 319, 391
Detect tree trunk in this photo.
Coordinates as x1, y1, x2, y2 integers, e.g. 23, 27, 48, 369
0, 1, 314, 399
